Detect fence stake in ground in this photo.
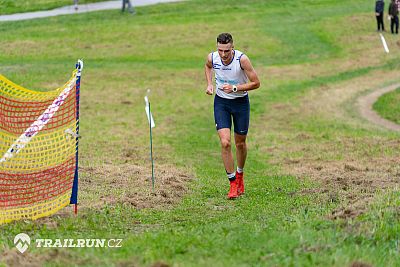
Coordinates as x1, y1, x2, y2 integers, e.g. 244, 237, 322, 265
70, 59, 83, 215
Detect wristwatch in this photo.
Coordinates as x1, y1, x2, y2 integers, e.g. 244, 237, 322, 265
232, 85, 238, 93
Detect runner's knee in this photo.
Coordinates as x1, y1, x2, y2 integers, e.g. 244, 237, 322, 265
235, 140, 246, 150
220, 139, 231, 150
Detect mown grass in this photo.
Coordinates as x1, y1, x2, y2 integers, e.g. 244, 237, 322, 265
1, 0, 400, 266
373, 88, 400, 124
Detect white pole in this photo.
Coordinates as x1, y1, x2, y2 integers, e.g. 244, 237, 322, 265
380, 33, 390, 53
144, 90, 155, 190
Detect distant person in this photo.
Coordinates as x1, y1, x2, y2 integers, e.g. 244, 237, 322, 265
204, 33, 260, 199
389, 0, 399, 34
122, 0, 136, 14
376, 0, 385, 31
74, 0, 79, 11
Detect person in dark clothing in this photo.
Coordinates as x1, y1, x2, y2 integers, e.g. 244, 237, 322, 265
122, 0, 136, 14
389, 0, 399, 33
376, 0, 385, 31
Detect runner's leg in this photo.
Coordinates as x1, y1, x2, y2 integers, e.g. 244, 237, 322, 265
218, 128, 235, 174
234, 133, 247, 169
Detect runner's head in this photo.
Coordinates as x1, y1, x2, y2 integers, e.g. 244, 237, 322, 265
217, 33, 233, 45
217, 33, 234, 64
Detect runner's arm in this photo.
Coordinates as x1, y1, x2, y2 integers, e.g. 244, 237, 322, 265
237, 55, 260, 92
205, 53, 214, 95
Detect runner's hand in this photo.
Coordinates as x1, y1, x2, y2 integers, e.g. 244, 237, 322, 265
222, 83, 233, 93
206, 85, 214, 95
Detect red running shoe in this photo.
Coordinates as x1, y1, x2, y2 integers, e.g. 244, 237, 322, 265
236, 171, 245, 195
227, 179, 239, 199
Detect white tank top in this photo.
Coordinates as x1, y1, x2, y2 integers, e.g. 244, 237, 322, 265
212, 50, 248, 99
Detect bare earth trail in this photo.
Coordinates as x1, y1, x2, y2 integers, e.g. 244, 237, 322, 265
357, 83, 400, 132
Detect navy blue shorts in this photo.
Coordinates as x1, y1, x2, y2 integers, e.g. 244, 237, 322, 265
214, 94, 250, 135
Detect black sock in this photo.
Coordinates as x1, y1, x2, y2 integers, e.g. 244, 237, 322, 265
226, 171, 236, 181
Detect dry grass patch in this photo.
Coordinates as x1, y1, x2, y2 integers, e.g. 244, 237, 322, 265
79, 162, 192, 210
256, 70, 400, 219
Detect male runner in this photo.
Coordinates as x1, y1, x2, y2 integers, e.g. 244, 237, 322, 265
204, 33, 260, 199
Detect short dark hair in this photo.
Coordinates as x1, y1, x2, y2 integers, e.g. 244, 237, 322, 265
217, 33, 233, 44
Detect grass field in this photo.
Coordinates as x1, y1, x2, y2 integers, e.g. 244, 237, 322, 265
374, 88, 400, 124
1, 0, 400, 266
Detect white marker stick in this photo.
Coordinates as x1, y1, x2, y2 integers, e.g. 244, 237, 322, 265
380, 33, 389, 53
144, 96, 155, 128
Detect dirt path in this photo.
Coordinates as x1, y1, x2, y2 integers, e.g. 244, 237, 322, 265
0, 0, 182, 22
357, 83, 400, 132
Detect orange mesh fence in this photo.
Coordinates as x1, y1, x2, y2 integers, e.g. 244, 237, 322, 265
0, 65, 81, 224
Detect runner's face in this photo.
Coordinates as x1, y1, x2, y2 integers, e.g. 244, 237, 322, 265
217, 43, 233, 64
